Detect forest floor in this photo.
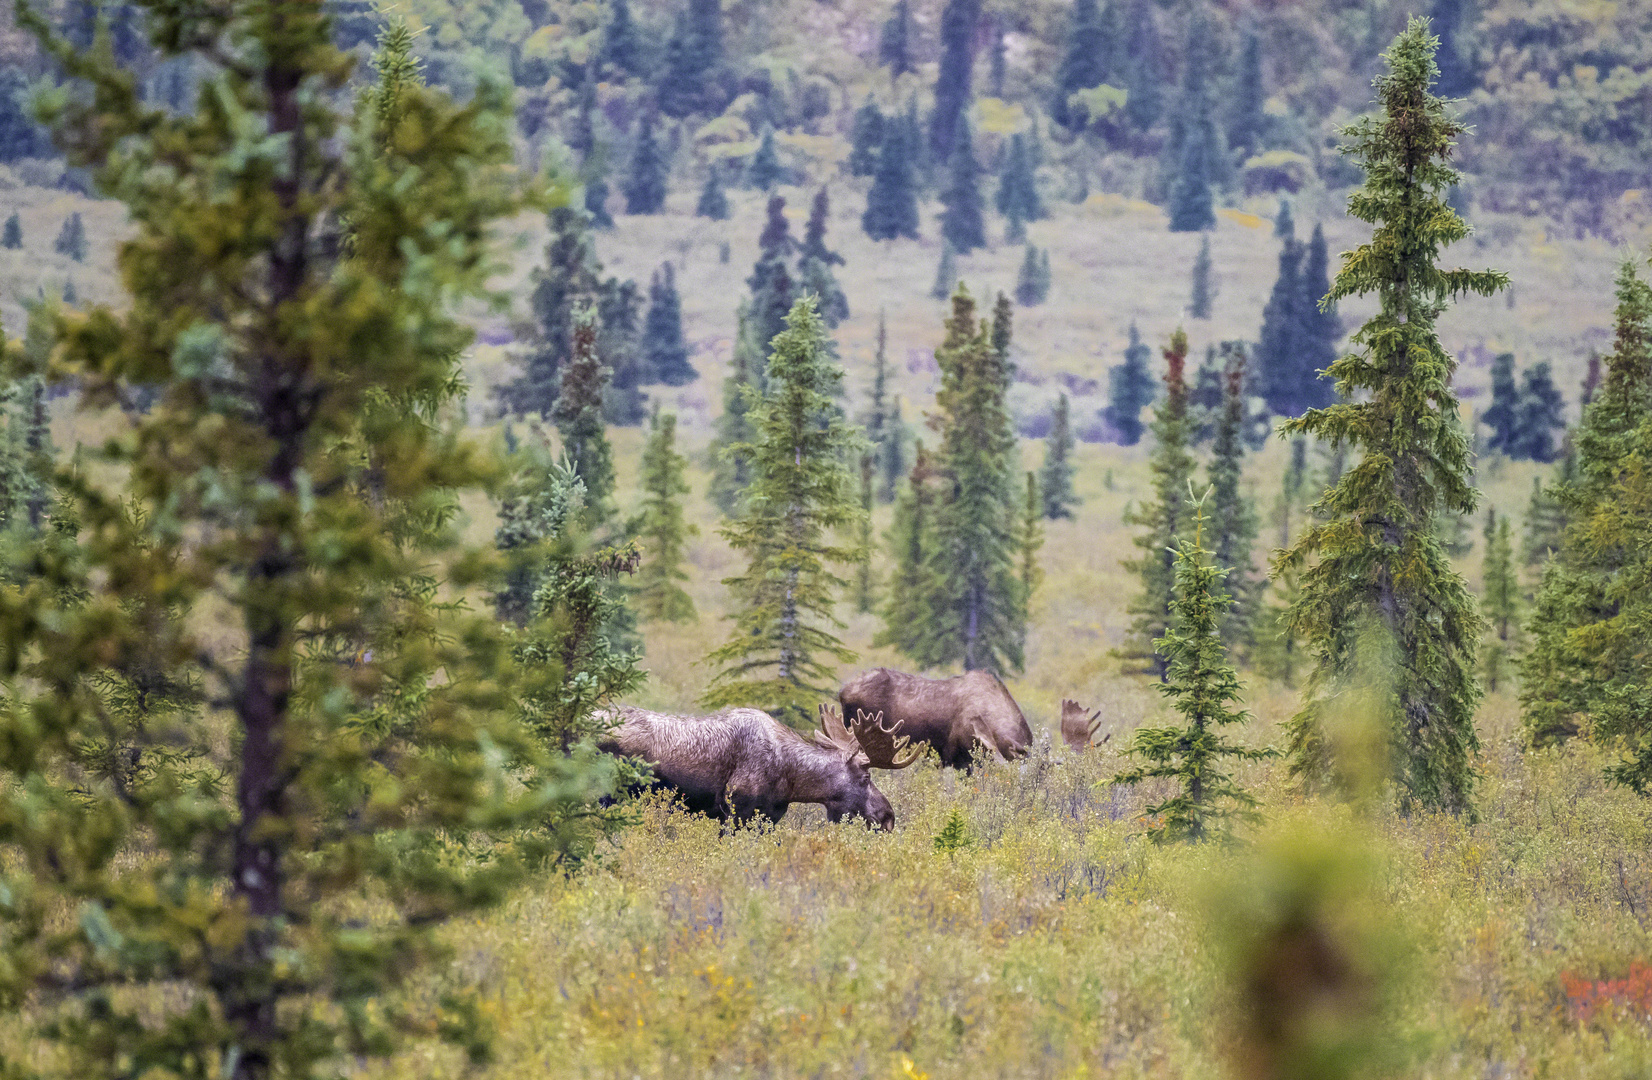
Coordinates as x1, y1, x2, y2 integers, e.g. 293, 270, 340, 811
13, 172, 1652, 1077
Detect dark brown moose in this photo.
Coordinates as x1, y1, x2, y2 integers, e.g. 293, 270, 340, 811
838, 668, 1033, 769
597, 703, 921, 829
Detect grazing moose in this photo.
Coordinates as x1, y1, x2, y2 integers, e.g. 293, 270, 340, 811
1060, 699, 1108, 752
596, 703, 922, 829
838, 668, 1033, 769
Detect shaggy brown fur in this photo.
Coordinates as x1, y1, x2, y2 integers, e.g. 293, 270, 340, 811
838, 668, 1033, 769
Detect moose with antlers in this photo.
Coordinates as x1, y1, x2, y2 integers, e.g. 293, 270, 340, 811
596, 703, 922, 829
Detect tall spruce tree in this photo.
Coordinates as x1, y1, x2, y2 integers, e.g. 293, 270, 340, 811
1294, 222, 1341, 410
601, 0, 645, 79
658, 0, 724, 118
1123, 328, 1196, 680
1520, 259, 1652, 752
1167, 120, 1217, 232
554, 305, 617, 524
1255, 232, 1303, 414
879, 0, 914, 82
939, 122, 986, 254
799, 186, 849, 326
53, 211, 86, 261
1115, 521, 1272, 844
695, 166, 730, 219
1052, 0, 1114, 130
855, 454, 877, 613
1208, 345, 1260, 658
702, 298, 864, 728
748, 193, 796, 361
849, 96, 884, 176
1189, 234, 1216, 318
863, 106, 921, 240
629, 410, 698, 623
876, 440, 939, 658
1105, 322, 1157, 445
747, 125, 784, 190
1228, 32, 1266, 161
708, 303, 760, 514
913, 287, 1024, 672
1276, 19, 1506, 816
1041, 392, 1079, 519
643, 262, 697, 386
1510, 361, 1566, 462
623, 110, 668, 214
995, 132, 1044, 226
1123, 0, 1164, 132
1481, 351, 1519, 454
929, 0, 981, 164
0, 12, 593, 1079
1480, 507, 1518, 693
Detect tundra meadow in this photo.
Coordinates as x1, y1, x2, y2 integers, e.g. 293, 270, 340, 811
2, 1, 1652, 1079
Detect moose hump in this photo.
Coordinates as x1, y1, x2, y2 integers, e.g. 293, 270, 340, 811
838, 668, 1033, 770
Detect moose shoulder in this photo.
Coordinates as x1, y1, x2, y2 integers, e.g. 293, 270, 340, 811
596, 704, 920, 829
839, 668, 1033, 769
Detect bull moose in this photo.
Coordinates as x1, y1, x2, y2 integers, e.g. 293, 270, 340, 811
596, 703, 921, 829
839, 668, 1033, 769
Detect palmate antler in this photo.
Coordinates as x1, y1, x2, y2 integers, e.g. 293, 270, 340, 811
816, 704, 924, 769
1060, 699, 1105, 752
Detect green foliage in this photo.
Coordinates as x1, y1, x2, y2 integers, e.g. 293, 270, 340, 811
1208, 346, 1260, 659
930, 239, 957, 301
707, 302, 760, 515
1480, 508, 1518, 693
1510, 361, 1567, 463
995, 133, 1043, 227
629, 410, 698, 623
1105, 322, 1156, 446
624, 111, 668, 214
0, 9, 585, 1078
1040, 393, 1078, 520
1052, 0, 1119, 130
854, 453, 877, 614
932, 806, 974, 854
643, 262, 696, 387
1015, 243, 1051, 306
849, 96, 883, 177
702, 298, 864, 729
658, 0, 724, 118
1256, 223, 1339, 418
1123, 329, 1194, 680
1277, 18, 1506, 816
912, 288, 1025, 674
1481, 351, 1519, 454
928, 0, 981, 163
876, 440, 937, 658
862, 106, 920, 241
1, 212, 19, 249
1189, 234, 1215, 318
695, 166, 730, 219
746, 125, 784, 191
0, 66, 48, 163
799, 186, 848, 326
864, 311, 906, 505
1114, 509, 1272, 844
939, 123, 986, 254
554, 305, 617, 524
52, 211, 85, 262
1520, 258, 1652, 772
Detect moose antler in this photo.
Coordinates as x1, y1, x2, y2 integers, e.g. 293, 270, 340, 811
1060, 699, 1104, 752
815, 703, 863, 760
848, 709, 924, 769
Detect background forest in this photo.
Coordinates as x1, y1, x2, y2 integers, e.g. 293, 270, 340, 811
0, 0, 1649, 1078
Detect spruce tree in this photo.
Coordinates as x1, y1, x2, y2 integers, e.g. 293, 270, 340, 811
1208, 345, 1260, 658
931, 239, 958, 301
865, 310, 904, 504
567, 72, 598, 157
597, 277, 648, 424
1276, 19, 1506, 815
855, 454, 877, 613
53, 210, 86, 261
0, 13, 585, 1078
1015, 243, 1048, 306
799, 186, 849, 326
643, 262, 696, 386
914, 287, 1024, 673
1294, 222, 1340, 411
0, 66, 48, 162
554, 305, 617, 524
1052, 0, 1113, 130
747, 125, 784, 190
1521, 472, 1568, 568
939, 122, 986, 254
1123, 328, 1196, 680
695, 166, 730, 219
1429, 0, 1474, 98
601, 0, 646, 79
1481, 351, 1519, 454
1480, 507, 1517, 692
1255, 232, 1303, 414
623, 110, 668, 214
748, 193, 796, 361
862, 107, 921, 240
876, 440, 939, 657
879, 0, 914, 82
708, 303, 760, 514
1041, 393, 1079, 520
1105, 322, 1156, 446
929, 0, 982, 165
849, 96, 884, 176
883, 396, 909, 503
658, 0, 724, 119
582, 154, 615, 229
995, 132, 1044, 226
1, 211, 19, 249
629, 410, 698, 623
1189, 234, 1215, 318
1228, 31, 1266, 161
1510, 361, 1566, 462
1167, 122, 1217, 232
1019, 471, 1044, 623
702, 298, 864, 728
1115, 504, 1272, 843
1520, 259, 1651, 750
1274, 197, 1294, 239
